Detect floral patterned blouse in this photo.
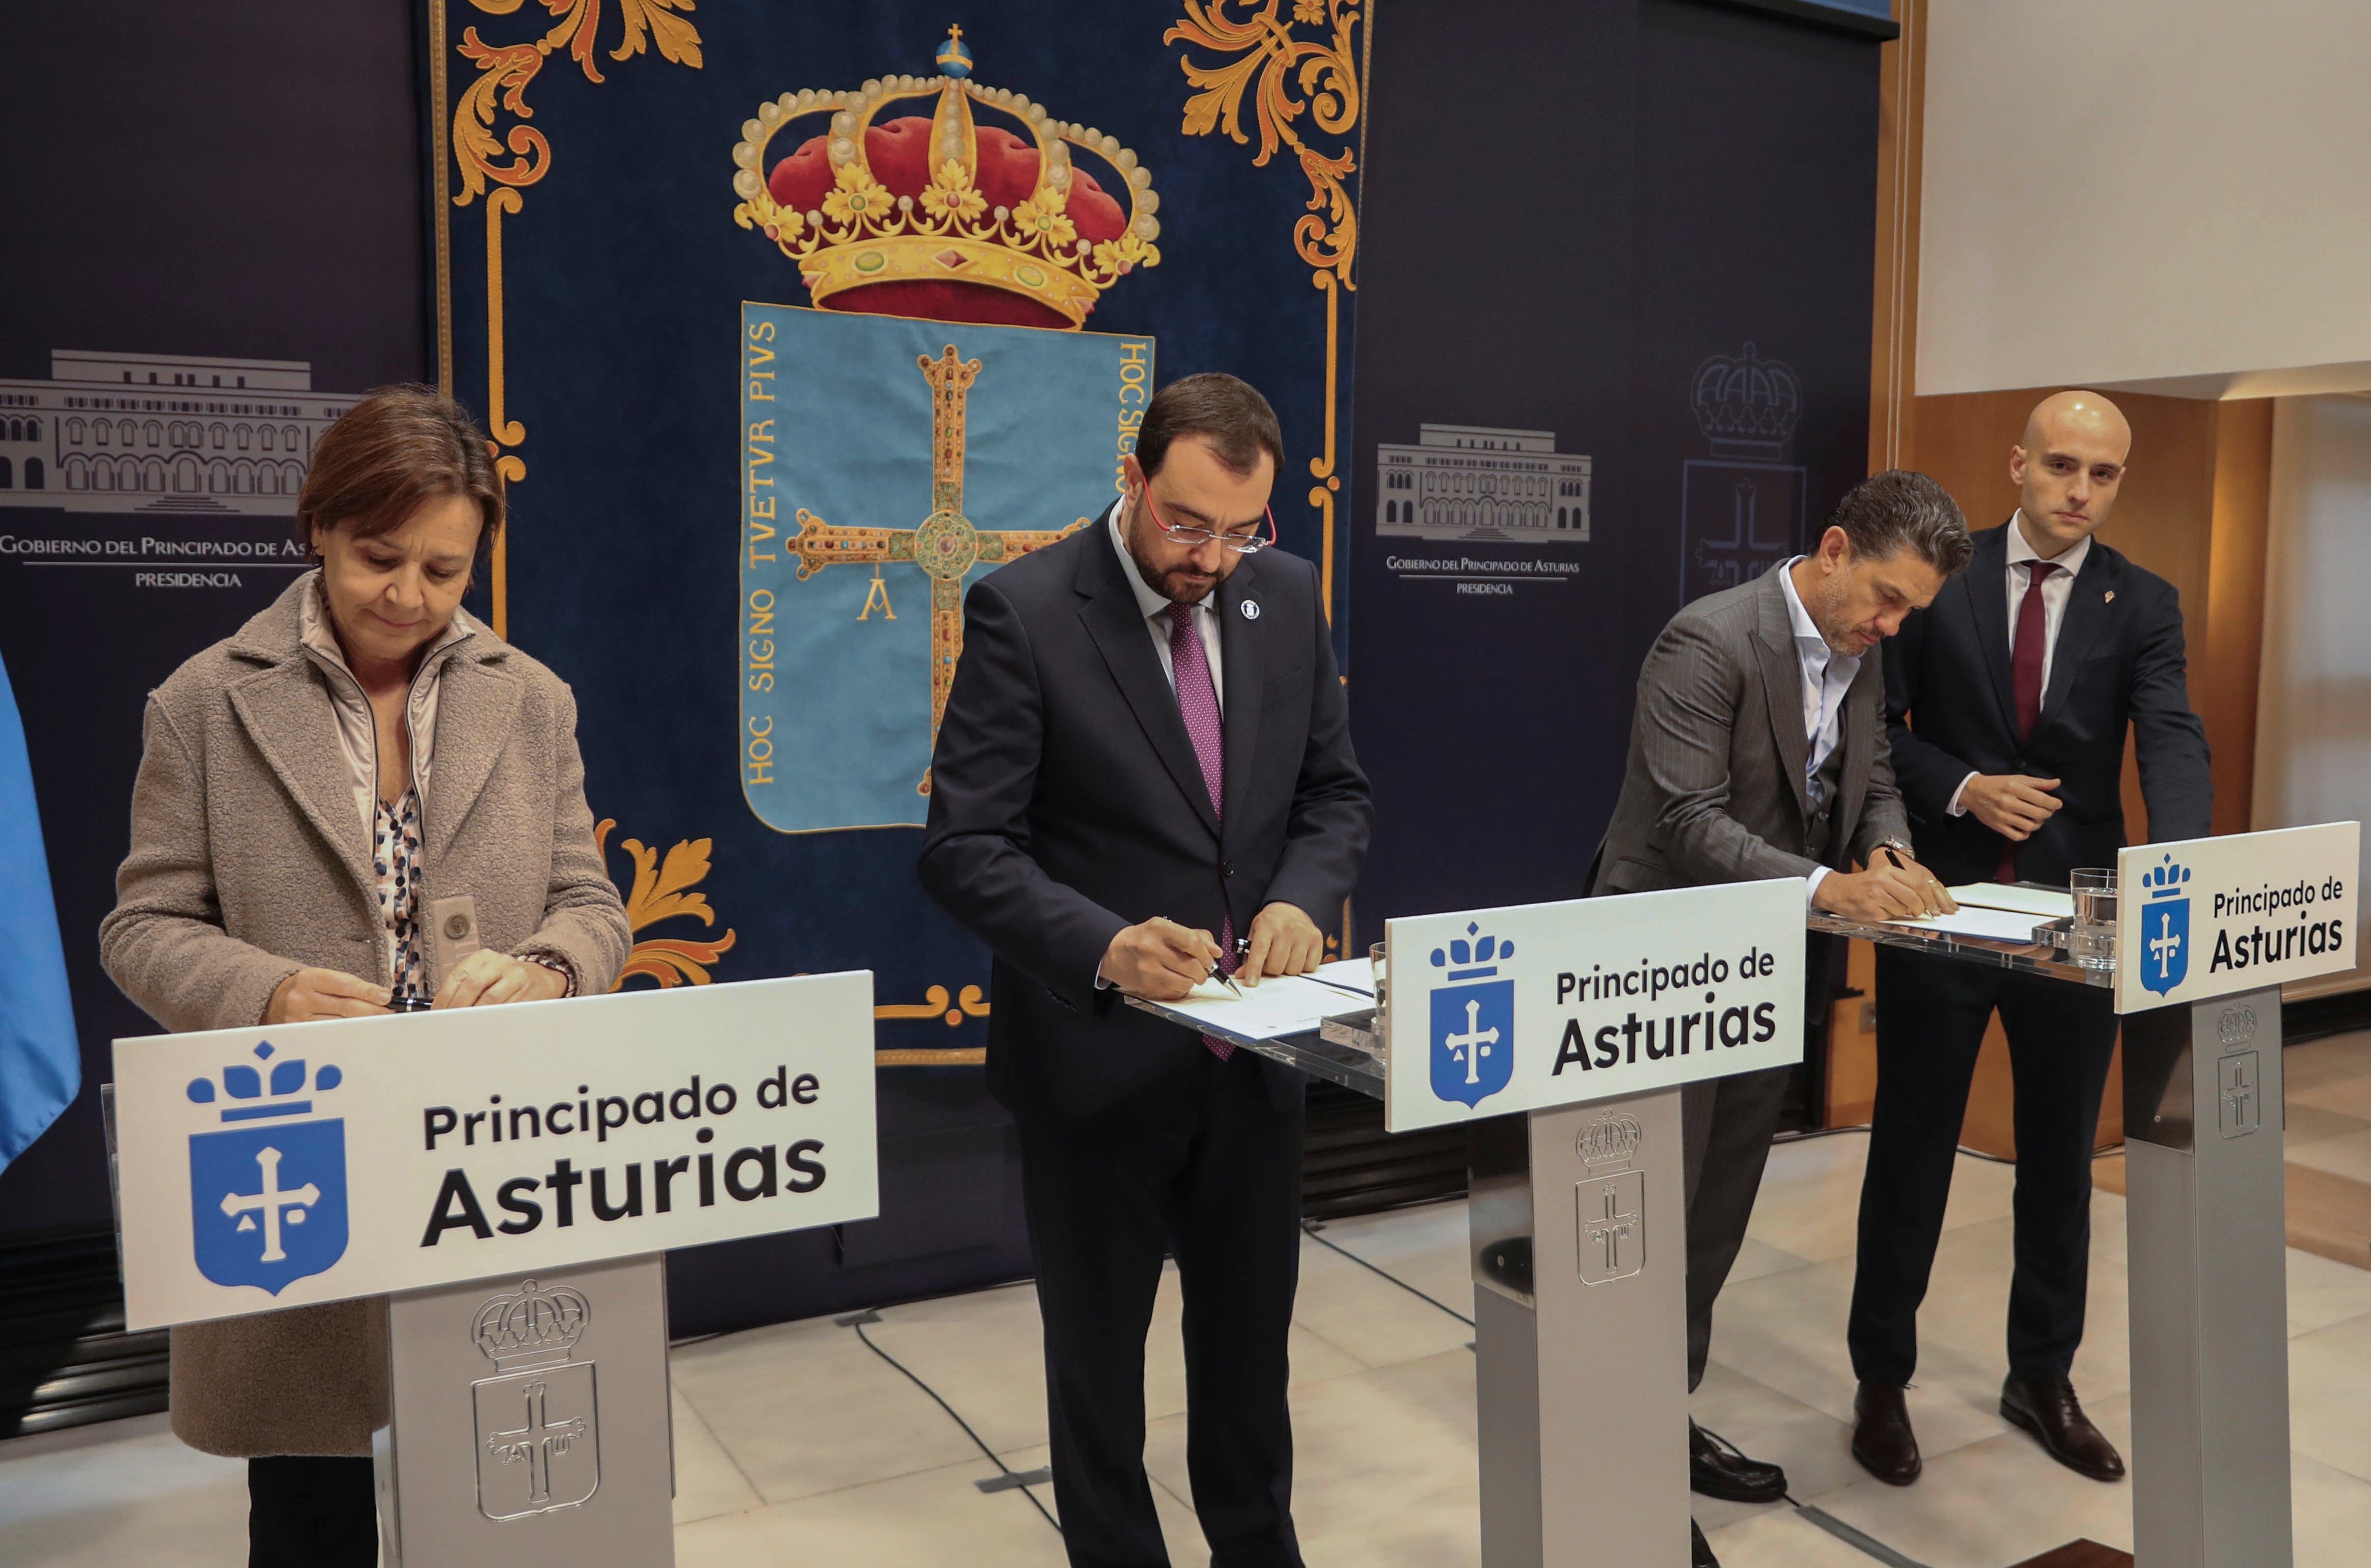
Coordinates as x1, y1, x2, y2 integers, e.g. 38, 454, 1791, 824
373, 788, 425, 997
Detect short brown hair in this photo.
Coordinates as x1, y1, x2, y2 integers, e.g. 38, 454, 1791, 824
1827, 469, 1974, 578
295, 386, 503, 569
1137, 373, 1285, 480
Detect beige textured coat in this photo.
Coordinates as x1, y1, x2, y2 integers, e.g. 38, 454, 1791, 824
99, 573, 631, 1458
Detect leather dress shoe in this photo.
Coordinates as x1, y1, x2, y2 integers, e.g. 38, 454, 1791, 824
1691, 1517, 1720, 1568
1688, 1420, 1788, 1503
2000, 1376, 2126, 1481
1850, 1381, 1922, 1485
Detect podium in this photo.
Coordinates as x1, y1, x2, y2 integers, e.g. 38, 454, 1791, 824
1157, 821, 2359, 1566
1807, 823, 2359, 1568
1145, 877, 1813, 1566
106, 973, 878, 1568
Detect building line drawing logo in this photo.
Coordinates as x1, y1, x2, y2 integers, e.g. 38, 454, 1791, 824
0, 350, 356, 516
472, 1277, 602, 1520
1374, 425, 1592, 543
2139, 853, 2193, 996
185, 1041, 349, 1295
1428, 922, 1515, 1108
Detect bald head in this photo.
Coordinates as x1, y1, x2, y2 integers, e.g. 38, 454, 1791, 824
2010, 390, 2132, 555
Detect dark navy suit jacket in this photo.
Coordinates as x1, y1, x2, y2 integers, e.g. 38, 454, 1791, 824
1883, 520, 2212, 887
918, 511, 1370, 1127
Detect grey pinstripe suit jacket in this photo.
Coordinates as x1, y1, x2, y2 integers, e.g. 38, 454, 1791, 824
1590, 564, 1908, 895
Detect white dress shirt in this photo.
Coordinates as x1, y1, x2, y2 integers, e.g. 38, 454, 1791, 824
1109, 499, 1224, 714
1776, 558, 1861, 904
1946, 514, 2091, 817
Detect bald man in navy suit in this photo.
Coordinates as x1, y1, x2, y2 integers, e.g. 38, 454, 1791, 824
1848, 392, 2211, 1488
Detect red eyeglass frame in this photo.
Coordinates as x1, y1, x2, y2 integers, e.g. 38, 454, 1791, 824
1140, 488, 1277, 553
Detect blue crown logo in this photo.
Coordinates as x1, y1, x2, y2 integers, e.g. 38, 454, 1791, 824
1431, 923, 1514, 981
2142, 854, 2192, 899
186, 1040, 343, 1124
1429, 923, 1518, 1108
186, 1041, 350, 1295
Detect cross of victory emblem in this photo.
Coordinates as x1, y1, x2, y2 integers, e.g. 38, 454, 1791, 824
785, 344, 1085, 796
217, 1145, 320, 1264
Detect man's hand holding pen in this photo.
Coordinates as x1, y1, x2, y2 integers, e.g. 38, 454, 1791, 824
1811, 844, 1960, 922
1099, 901, 1327, 999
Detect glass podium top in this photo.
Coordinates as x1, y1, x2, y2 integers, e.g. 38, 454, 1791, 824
1192, 905, 2114, 1105
1805, 910, 2115, 988
1236, 1029, 1386, 1100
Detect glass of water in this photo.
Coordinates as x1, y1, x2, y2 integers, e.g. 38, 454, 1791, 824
1369, 942, 1388, 1027
2069, 869, 2117, 969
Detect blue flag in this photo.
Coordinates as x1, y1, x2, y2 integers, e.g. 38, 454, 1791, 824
0, 649, 77, 1173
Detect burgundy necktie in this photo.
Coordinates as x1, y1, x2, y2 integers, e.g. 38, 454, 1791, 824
1166, 603, 1237, 1060
1997, 559, 2060, 881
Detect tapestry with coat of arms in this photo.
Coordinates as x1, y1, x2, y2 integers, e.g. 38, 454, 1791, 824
427, 2, 1364, 1065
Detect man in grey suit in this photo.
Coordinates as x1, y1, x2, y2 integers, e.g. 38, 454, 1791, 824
1590, 470, 1973, 1568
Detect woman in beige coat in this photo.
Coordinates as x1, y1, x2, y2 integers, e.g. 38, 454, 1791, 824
99, 386, 630, 1565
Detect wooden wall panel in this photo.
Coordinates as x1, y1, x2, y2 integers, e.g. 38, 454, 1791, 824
1842, 0, 2274, 1143
2204, 398, 2275, 835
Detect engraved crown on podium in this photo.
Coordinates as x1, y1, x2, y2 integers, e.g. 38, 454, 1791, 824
473, 1278, 592, 1371
730, 25, 1163, 328
1577, 1113, 1643, 1170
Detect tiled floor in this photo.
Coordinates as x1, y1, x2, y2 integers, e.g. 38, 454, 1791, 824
7, 1041, 2371, 1566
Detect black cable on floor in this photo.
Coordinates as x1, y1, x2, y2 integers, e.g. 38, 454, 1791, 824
836, 1310, 1062, 1537
1790, 1501, 1937, 1568
1302, 1219, 1475, 1328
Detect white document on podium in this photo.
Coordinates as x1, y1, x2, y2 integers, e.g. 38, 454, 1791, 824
1948, 882, 2076, 920
1140, 961, 1373, 1042
1880, 905, 2053, 942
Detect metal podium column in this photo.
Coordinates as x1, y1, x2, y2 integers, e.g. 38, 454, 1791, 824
1470, 1085, 1690, 1567
376, 1252, 677, 1567
2122, 984, 2293, 1568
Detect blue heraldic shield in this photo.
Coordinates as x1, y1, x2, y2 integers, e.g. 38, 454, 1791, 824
189, 1120, 350, 1295
2139, 855, 2193, 996
1428, 923, 1515, 1107
185, 1041, 349, 1295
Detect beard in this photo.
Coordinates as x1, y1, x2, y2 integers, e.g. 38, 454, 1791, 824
1124, 508, 1220, 603
1806, 572, 1864, 654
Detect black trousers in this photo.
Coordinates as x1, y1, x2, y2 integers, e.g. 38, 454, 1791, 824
1848, 946, 2118, 1385
1017, 1046, 1306, 1568
247, 1454, 376, 1567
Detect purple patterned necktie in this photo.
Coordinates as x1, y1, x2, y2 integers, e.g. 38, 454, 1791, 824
1166, 602, 1236, 1060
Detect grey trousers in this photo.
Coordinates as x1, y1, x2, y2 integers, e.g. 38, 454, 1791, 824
1679, 1064, 1794, 1392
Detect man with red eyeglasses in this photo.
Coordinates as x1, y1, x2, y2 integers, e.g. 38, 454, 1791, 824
921, 372, 1370, 1568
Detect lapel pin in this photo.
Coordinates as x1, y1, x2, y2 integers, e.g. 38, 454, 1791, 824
2104, 591, 2115, 603
1240, 599, 1260, 620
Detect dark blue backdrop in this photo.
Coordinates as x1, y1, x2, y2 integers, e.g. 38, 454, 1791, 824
0, 0, 430, 1241
1348, 0, 1882, 933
